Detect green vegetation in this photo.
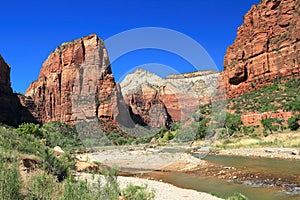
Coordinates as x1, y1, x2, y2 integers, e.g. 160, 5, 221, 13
226, 193, 248, 200
288, 115, 300, 131
228, 77, 300, 114
222, 113, 242, 137
210, 191, 248, 200
0, 153, 20, 200
0, 123, 155, 200
261, 118, 277, 134
122, 183, 155, 200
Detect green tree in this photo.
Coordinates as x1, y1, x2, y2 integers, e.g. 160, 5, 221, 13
287, 116, 300, 131
224, 113, 242, 137
261, 118, 277, 134
195, 118, 208, 140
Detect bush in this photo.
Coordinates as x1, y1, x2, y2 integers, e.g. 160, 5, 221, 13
223, 113, 242, 137
122, 183, 155, 200
61, 168, 121, 200
27, 171, 59, 199
287, 116, 300, 131
260, 104, 278, 112
226, 193, 248, 200
17, 123, 43, 138
0, 154, 21, 199
261, 118, 277, 134
195, 119, 208, 140
42, 121, 81, 150
42, 148, 73, 182
263, 130, 269, 137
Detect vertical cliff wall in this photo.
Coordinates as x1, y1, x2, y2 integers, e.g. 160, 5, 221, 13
0, 55, 36, 126
222, 0, 300, 98
24, 34, 120, 124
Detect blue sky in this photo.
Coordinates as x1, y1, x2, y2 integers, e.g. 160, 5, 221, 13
0, 0, 258, 93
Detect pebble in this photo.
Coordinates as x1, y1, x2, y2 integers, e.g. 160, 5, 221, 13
291, 150, 299, 155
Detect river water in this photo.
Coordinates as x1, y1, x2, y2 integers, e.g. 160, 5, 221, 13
142, 155, 300, 200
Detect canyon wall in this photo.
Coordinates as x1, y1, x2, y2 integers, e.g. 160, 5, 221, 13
222, 0, 300, 98
0, 55, 36, 126
24, 34, 122, 125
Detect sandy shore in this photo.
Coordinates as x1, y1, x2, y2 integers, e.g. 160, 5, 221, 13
76, 146, 223, 199
78, 146, 208, 172
213, 147, 300, 160
77, 173, 222, 200
75, 145, 299, 199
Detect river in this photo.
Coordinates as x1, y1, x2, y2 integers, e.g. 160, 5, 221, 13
139, 155, 300, 200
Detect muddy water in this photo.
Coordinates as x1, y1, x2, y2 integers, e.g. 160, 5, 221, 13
140, 155, 300, 200
202, 155, 300, 178
148, 172, 299, 200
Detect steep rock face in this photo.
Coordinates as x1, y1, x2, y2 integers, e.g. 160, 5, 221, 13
0, 55, 13, 124
222, 0, 300, 98
0, 55, 12, 94
121, 69, 219, 127
0, 55, 36, 126
25, 34, 119, 124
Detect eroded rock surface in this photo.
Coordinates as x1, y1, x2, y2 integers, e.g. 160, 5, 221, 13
221, 0, 300, 98
25, 34, 122, 125
121, 69, 220, 127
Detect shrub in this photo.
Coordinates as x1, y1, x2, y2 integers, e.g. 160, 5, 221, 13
226, 193, 248, 200
42, 121, 81, 150
195, 119, 208, 140
260, 104, 278, 112
287, 116, 300, 131
27, 171, 59, 199
223, 113, 242, 137
0, 154, 21, 200
42, 149, 73, 182
283, 99, 300, 112
17, 123, 43, 138
261, 118, 277, 134
263, 130, 269, 137
122, 183, 155, 200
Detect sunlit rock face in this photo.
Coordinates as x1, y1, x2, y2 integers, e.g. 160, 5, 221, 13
121, 69, 219, 127
24, 34, 124, 125
221, 0, 300, 98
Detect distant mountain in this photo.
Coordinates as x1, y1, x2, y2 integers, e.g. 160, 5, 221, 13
120, 68, 220, 127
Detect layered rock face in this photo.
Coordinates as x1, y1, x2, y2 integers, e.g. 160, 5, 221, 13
222, 0, 300, 98
25, 34, 120, 124
121, 69, 219, 127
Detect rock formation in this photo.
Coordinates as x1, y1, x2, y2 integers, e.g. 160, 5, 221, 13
221, 0, 300, 98
0, 55, 12, 94
0, 55, 14, 124
24, 34, 123, 125
121, 69, 219, 127
0, 55, 37, 126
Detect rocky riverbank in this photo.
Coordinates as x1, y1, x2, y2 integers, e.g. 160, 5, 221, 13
76, 145, 300, 198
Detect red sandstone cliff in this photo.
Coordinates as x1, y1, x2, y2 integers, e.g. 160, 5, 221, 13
24, 34, 122, 125
222, 0, 300, 98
